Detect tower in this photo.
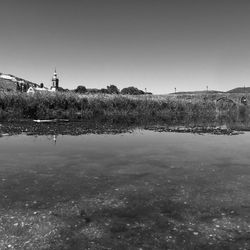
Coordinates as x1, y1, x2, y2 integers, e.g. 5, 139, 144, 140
52, 69, 59, 90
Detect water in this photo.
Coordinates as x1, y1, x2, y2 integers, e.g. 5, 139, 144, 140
1, 130, 250, 249
1, 130, 250, 174
1, 130, 250, 206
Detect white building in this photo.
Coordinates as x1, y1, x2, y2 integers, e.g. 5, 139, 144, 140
27, 86, 49, 94
27, 70, 59, 94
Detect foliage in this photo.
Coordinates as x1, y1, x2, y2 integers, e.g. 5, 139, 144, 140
0, 92, 249, 126
121, 86, 145, 95
57, 87, 68, 92
107, 85, 119, 94
100, 88, 109, 94
87, 88, 100, 94
74, 85, 87, 94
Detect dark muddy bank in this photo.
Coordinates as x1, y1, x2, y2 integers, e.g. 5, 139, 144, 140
0, 121, 136, 136
0, 120, 247, 137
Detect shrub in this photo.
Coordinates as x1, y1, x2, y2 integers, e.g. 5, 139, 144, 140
75, 85, 87, 94
121, 87, 145, 95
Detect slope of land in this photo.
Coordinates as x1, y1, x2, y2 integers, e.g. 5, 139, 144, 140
0, 73, 38, 91
227, 87, 250, 93
170, 90, 224, 95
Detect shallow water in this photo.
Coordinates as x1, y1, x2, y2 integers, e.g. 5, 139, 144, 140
1, 130, 250, 249
1, 130, 250, 206
1, 130, 250, 173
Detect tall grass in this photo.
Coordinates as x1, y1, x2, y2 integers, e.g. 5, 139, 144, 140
0, 91, 249, 127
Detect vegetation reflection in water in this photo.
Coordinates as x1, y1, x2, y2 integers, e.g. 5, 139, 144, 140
0, 131, 250, 249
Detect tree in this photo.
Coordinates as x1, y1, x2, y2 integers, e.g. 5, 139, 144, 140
75, 85, 87, 94
107, 85, 119, 94
121, 86, 145, 95
100, 88, 109, 94
87, 88, 100, 94
58, 87, 66, 92
23, 84, 28, 92
16, 82, 20, 91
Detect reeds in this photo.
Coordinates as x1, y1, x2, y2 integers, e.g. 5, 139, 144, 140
0, 91, 249, 126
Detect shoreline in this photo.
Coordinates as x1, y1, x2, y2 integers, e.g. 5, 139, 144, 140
0, 121, 247, 136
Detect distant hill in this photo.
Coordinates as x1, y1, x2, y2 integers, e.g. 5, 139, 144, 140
0, 73, 38, 91
227, 87, 250, 93
170, 90, 224, 95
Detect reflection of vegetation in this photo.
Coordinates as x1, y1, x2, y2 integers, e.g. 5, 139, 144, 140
0, 92, 250, 128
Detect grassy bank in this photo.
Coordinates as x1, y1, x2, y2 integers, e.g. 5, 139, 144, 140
0, 91, 250, 127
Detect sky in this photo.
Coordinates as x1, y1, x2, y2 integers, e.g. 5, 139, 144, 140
1, 0, 250, 94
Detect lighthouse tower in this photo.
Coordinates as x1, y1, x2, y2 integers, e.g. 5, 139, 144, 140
51, 69, 59, 91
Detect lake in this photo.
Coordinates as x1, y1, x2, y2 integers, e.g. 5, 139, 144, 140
0, 130, 250, 249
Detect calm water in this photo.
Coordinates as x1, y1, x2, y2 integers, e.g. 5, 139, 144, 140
1, 130, 250, 174
1, 130, 250, 249
1, 130, 250, 206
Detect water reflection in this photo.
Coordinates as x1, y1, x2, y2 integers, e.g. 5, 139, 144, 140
43, 134, 58, 145
53, 135, 57, 145
1, 130, 250, 170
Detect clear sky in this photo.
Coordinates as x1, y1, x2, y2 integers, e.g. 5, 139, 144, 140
1, 0, 250, 94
